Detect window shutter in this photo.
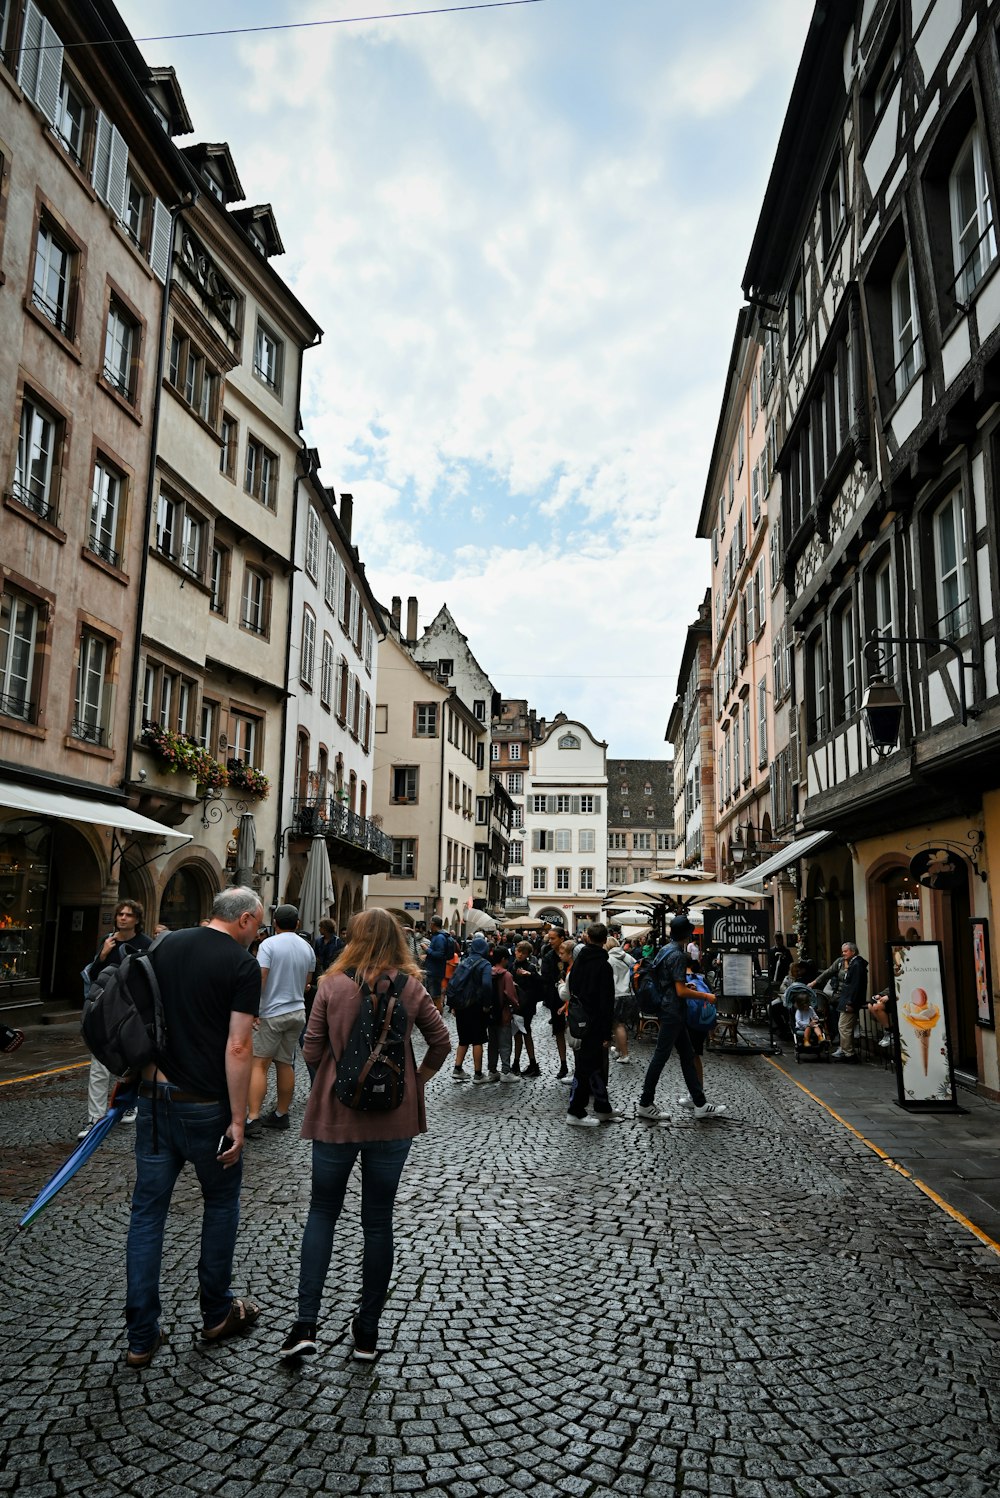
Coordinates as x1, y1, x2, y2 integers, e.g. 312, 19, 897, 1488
546, 795, 556, 813
17, 1, 44, 103
571, 795, 580, 813
35, 16, 64, 126
106, 124, 129, 223
150, 198, 172, 282
92, 110, 112, 202
531, 831, 540, 852
593, 795, 601, 812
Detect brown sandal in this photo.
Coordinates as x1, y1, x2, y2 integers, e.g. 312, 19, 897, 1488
201, 1297, 261, 1341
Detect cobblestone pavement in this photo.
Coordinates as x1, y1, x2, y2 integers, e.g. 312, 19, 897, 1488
3, 1026, 1000, 1498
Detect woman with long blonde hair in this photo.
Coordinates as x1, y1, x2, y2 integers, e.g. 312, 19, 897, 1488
280, 909, 450, 1362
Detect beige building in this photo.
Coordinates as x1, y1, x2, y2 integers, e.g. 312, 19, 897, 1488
368, 600, 486, 934
124, 137, 322, 929
0, 1, 193, 1013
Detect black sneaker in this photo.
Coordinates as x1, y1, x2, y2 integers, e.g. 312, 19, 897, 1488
510, 1060, 521, 1074
262, 1110, 290, 1131
350, 1315, 377, 1361
244, 1117, 263, 1139
279, 1322, 317, 1359
557, 1062, 569, 1079
524, 1063, 541, 1077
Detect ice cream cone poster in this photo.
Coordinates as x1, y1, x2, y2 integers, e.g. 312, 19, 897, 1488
889, 941, 957, 1109
971, 919, 994, 1029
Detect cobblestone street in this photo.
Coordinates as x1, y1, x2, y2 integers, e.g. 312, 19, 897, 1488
3, 1028, 1000, 1498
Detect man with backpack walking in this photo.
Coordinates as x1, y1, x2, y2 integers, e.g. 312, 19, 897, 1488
124, 886, 264, 1369
636, 914, 728, 1126
423, 916, 456, 1012
447, 935, 494, 1081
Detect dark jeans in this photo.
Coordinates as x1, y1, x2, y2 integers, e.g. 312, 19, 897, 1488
298, 1138, 412, 1336
568, 1038, 612, 1117
125, 1095, 242, 1353
640, 1003, 706, 1108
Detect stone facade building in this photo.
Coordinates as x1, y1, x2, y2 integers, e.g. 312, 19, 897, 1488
605, 757, 675, 892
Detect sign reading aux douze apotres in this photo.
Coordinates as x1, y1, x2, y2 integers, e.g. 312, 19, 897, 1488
703, 909, 769, 951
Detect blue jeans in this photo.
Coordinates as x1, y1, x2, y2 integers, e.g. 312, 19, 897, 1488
298, 1138, 412, 1336
125, 1096, 242, 1352
639, 1003, 706, 1108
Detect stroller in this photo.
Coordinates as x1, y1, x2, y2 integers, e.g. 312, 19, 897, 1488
785, 981, 831, 1063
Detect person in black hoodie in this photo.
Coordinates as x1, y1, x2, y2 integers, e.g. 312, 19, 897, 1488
566, 923, 619, 1127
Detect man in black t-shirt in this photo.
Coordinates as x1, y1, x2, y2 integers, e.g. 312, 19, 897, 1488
636, 915, 728, 1126
124, 886, 263, 1369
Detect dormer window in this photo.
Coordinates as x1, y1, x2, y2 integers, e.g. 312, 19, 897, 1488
558, 732, 581, 749
203, 169, 224, 202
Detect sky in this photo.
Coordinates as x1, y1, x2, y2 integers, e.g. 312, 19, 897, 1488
116, 0, 814, 758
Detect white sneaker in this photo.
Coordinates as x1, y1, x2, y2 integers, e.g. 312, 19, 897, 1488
693, 1102, 728, 1120
566, 1114, 601, 1128
557, 1073, 573, 1085
636, 1102, 667, 1123
77, 1121, 98, 1141
609, 1046, 619, 1059
498, 1071, 521, 1083
121, 1107, 138, 1124
878, 1036, 892, 1049
676, 1096, 694, 1109
616, 1055, 632, 1065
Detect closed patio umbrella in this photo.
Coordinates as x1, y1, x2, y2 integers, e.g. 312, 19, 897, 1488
298, 834, 334, 940
235, 812, 257, 887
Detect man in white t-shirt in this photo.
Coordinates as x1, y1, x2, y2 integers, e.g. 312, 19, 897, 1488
245, 904, 315, 1137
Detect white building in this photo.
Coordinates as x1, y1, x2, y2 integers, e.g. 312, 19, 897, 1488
278, 451, 389, 930
524, 715, 608, 931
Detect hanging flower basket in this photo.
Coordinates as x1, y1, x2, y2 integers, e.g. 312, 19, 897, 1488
227, 759, 270, 799
141, 723, 228, 793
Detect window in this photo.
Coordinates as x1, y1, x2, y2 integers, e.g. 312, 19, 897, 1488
300, 608, 316, 688
476, 796, 490, 824
241, 566, 271, 636
388, 838, 415, 878
244, 436, 278, 508
751, 462, 760, 525
506, 771, 522, 794
474, 699, 486, 721
579, 829, 595, 853
508, 875, 523, 898
73, 630, 111, 745
932, 488, 971, 641
891, 252, 920, 399
156, 489, 206, 577
101, 299, 139, 403
822, 153, 846, 258
556, 795, 572, 813
608, 832, 626, 850
558, 732, 580, 749
253, 319, 283, 393
474, 849, 487, 880
415, 703, 438, 737
737, 422, 745, 475
950, 128, 996, 305
55, 72, 89, 167
88, 457, 125, 569
14, 393, 60, 522
32, 217, 75, 336
580, 794, 596, 813
555, 867, 571, 892
210, 544, 229, 615
199, 698, 218, 753
219, 414, 238, 479
872, 36, 901, 119
839, 598, 857, 718
633, 832, 651, 851
230, 710, 260, 764
509, 841, 523, 865
578, 868, 594, 891
122, 169, 149, 249
511, 805, 523, 829
532, 867, 548, 891
622, 807, 630, 819
0, 588, 40, 722
305, 508, 320, 579
491, 743, 500, 761
532, 830, 554, 852
555, 829, 572, 853
508, 742, 521, 760
168, 326, 220, 425
788, 262, 805, 352
320, 635, 334, 707
324, 541, 338, 611
750, 372, 759, 429
873, 553, 895, 679
810, 633, 827, 740
657, 832, 673, 852
392, 766, 418, 802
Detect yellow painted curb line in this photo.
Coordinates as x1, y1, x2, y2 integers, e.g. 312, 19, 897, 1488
765, 1056, 1000, 1259
0, 1060, 90, 1089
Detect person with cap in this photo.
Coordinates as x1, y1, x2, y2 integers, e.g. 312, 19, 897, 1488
246, 904, 316, 1136
636, 914, 728, 1126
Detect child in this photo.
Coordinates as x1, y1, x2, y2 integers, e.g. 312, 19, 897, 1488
794, 995, 826, 1047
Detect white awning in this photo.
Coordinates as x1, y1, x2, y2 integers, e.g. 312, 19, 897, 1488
734, 830, 834, 889
0, 779, 192, 846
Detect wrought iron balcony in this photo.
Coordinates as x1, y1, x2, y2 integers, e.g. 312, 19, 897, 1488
289, 794, 392, 873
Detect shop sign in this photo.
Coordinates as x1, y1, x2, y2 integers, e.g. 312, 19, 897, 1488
704, 908, 768, 951
908, 848, 966, 890
888, 940, 960, 1111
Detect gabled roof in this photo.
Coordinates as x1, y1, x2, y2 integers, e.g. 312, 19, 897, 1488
181, 142, 245, 204
231, 204, 285, 257
147, 66, 194, 136
417, 605, 496, 693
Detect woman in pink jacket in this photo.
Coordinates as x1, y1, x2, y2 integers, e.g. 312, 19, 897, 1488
279, 908, 450, 1363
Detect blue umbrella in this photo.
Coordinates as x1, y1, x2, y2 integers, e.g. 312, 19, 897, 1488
16, 1079, 138, 1233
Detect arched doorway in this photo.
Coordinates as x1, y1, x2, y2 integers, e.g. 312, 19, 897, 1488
49, 822, 106, 1006
160, 865, 207, 931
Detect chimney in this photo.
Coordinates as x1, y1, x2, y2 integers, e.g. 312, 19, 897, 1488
340, 492, 353, 542
391, 596, 401, 632
406, 596, 418, 644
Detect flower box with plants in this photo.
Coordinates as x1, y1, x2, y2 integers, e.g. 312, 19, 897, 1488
141, 723, 229, 794
227, 759, 270, 798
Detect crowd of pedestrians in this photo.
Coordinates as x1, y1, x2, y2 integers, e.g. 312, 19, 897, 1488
64, 894, 875, 1370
